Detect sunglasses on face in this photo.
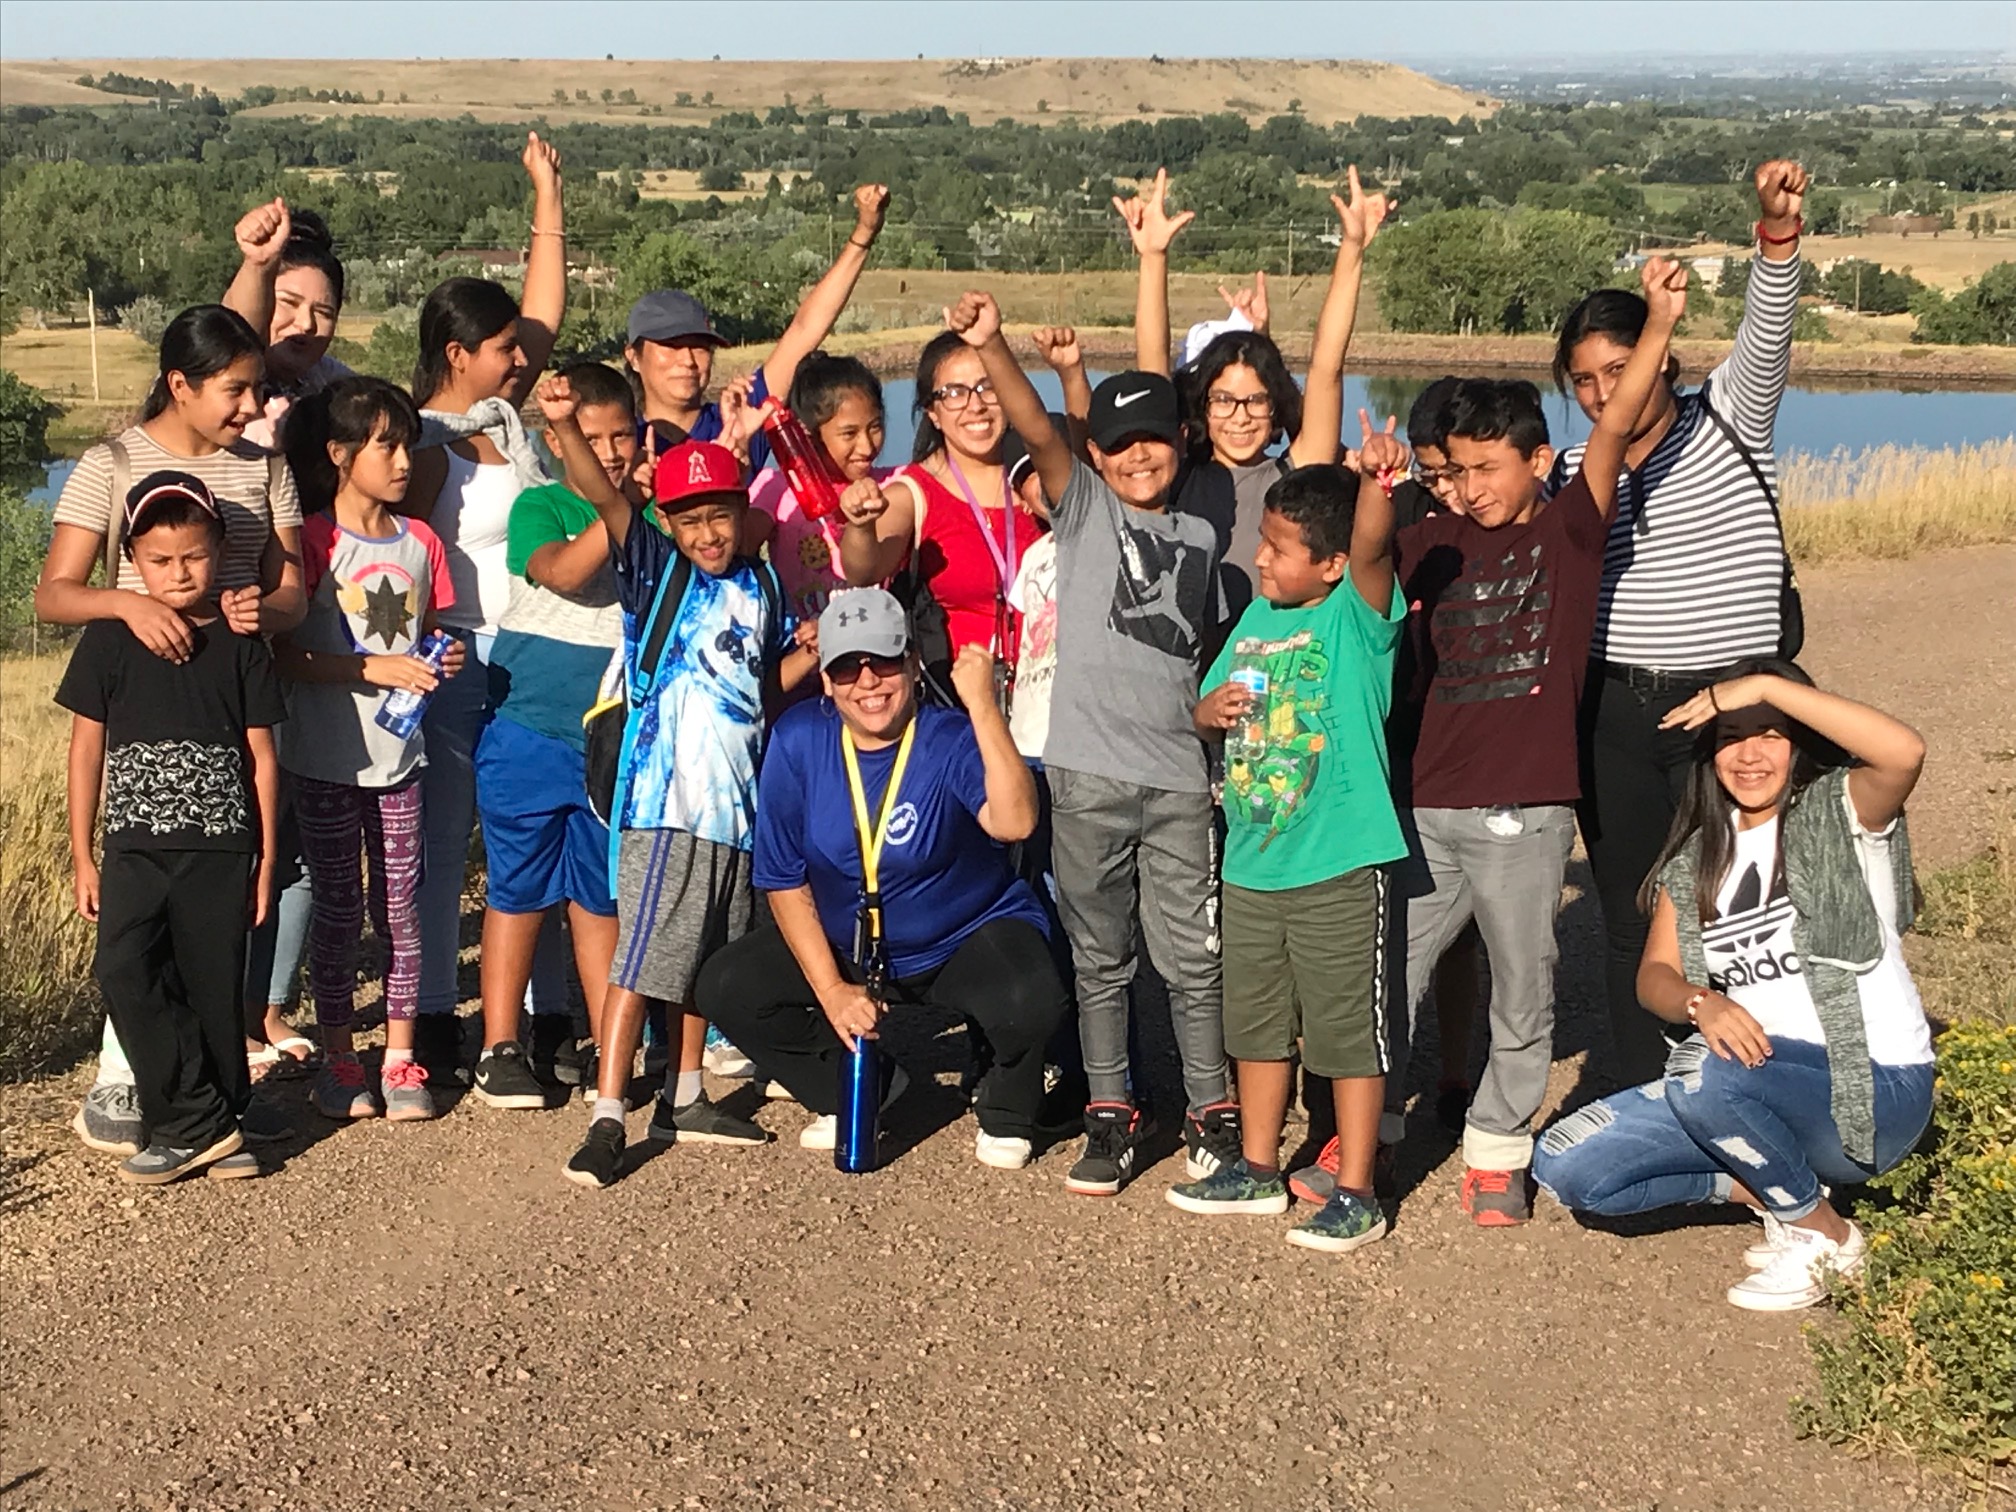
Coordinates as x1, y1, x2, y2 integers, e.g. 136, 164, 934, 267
929, 379, 998, 410
828, 652, 907, 686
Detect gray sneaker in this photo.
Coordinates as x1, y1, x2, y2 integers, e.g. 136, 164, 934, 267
312, 1059, 378, 1120
117, 1130, 244, 1186
380, 1058, 437, 1122
73, 1083, 144, 1155
206, 1150, 264, 1181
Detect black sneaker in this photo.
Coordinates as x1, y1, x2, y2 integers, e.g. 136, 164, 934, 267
562, 1118, 625, 1189
552, 1031, 593, 1088
646, 1094, 772, 1146
474, 1041, 548, 1110
527, 1016, 572, 1083
1065, 1102, 1145, 1197
1184, 1101, 1243, 1180
413, 1014, 465, 1084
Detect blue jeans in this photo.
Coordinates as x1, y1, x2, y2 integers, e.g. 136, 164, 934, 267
243, 772, 312, 1011
1533, 1035, 1934, 1222
417, 631, 567, 1018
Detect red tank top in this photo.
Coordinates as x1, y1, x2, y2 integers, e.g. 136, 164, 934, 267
899, 462, 1036, 664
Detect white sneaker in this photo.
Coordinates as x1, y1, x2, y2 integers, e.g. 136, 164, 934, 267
702, 1036, 755, 1079
799, 1114, 838, 1150
1728, 1220, 1866, 1312
1743, 1208, 1793, 1270
975, 1131, 1033, 1170
764, 1080, 797, 1103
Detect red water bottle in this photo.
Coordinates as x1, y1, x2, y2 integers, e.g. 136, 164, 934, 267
759, 400, 842, 521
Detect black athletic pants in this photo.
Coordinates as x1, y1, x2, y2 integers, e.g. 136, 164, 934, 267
94, 848, 253, 1149
698, 917, 1068, 1139
1577, 664, 1717, 1088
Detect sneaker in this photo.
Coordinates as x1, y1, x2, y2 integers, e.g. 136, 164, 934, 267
647, 1094, 771, 1146
1743, 1208, 1794, 1270
413, 1013, 465, 1084
527, 1016, 573, 1083
1287, 1189, 1390, 1254
206, 1150, 264, 1180
975, 1130, 1033, 1170
1288, 1136, 1340, 1206
73, 1083, 144, 1155
474, 1042, 548, 1110
552, 1033, 592, 1088
313, 1058, 377, 1120
117, 1130, 244, 1186
1728, 1221, 1866, 1312
1460, 1166, 1532, 1227
763, 1080, 797, 1103
1184, 1101, 1243, 1180
238, 1092, 294, 1144
1064, 1102, 1146, 1197
563, 1118, 626, 1189
381, 1058, 436, 1122
1435, 1080, 1472, 1133
1167, 1158, 1290, 1216
702, 1025, 755, 1079
799, 1113, 838, 1150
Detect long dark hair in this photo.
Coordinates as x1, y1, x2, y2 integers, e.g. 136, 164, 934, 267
142, 304, 264, 421
789, 351, 884, 433
279, 209, 346, 309
1177, 329, 1302, 461
412, 276, 520, 406
284, 375, 422, 513
908, 330, 967, 463
1638, 657, 1848, 921
1554, 288, 1682, 394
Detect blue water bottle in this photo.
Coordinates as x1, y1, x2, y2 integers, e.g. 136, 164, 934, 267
836, 931, 886, 1174
374, 629, 454, 741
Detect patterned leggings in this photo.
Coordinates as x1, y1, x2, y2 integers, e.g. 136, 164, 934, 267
295, 776, 425, 1029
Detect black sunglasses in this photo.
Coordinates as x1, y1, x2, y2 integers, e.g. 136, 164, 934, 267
827, 651, 907, 686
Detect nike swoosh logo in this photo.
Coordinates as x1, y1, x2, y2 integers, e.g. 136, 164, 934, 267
1114, 391, 1150, 408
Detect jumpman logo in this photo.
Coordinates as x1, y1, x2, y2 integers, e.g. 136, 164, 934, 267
1114, 565, 1197, 649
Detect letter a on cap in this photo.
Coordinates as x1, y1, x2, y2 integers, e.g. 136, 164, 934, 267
689, 451, 713, 485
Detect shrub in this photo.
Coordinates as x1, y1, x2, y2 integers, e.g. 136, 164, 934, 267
116, 293, 169, 347
0, 370, 61, 492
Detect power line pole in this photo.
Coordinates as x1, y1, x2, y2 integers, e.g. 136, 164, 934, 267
87, 287, 100, 403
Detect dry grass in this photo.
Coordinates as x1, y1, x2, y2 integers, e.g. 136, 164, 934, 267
0, 652, 97, 1079
1693, 237, 2016, 294
1781, 440, 2016, 565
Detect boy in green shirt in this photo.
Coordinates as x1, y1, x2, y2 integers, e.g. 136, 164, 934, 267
1170, 442, 1407, 1252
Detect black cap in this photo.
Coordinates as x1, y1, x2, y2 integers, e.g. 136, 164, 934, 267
1002, 410, 1065, 490
1087, 371, 1181, 451
627, 289, 726, 347
123, 469, 219, 556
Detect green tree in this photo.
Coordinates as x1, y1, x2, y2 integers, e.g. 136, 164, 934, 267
696, 163, 744, 192
1819, 259, 1926, 316
0, 370, 62, 492
614, 231, 794, 345
1911, 262, 2016, 345
0, 487, 53, 636
1368, 209, 1620, 335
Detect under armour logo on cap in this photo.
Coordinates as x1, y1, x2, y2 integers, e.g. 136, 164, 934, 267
818, 587, 910, 671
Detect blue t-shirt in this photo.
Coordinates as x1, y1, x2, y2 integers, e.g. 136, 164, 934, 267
613, 521, 794, 849
752, 701, 1050, 979
638, 369, 772, 473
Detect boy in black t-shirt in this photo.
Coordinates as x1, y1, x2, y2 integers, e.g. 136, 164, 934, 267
57, 472, 287, 1185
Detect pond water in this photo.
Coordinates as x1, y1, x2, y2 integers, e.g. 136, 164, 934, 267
23, 370, 2014, 504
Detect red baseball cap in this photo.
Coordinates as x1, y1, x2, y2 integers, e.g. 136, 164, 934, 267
653, 441, 746, 509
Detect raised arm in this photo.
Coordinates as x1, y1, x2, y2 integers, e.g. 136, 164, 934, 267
948, 292, 1073, 509
760, 184, 890, 401
1710, 159, 1807, 449
1660, 674, 1926, 832
1348, 413, 1404, 615
219, 197, 290, 348
836, 475, 915, 586
1114, 168, 1193, 378
534, 376, 636, 548
1580, 257, 1687, 520
1030, 324, 1092, 483
1290, 167, 1391, 468
506, 133, 567, 409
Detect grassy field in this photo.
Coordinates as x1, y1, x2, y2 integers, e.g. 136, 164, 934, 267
0, 57, 1493, 128
1695, 234, 2014, 293
1780, 439, 2016, 564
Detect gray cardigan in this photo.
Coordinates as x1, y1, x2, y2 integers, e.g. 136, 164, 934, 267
1657, 766, 1916, 1165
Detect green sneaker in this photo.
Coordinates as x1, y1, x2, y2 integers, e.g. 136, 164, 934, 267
1287, 1189, 1389, 1254
1165, 1157, 1289, 1215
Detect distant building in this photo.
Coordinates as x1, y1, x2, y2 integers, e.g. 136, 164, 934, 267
1691, 256, 1727, 285
1864, 214, 1941, 236
437, 248, 527, 272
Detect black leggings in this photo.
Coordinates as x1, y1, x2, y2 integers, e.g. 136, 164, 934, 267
697, 917, 1068, 1139
1578, 668, 1710, 1087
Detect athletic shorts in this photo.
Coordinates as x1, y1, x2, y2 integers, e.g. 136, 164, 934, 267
473, 715, 616, 916
610, 828, 753, 1002
1222, 867, 1390, 1080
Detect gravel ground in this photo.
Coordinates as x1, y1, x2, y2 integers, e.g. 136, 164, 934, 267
3, 547, 2010, 1512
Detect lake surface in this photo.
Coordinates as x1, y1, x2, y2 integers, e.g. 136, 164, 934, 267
23, 370, 2014, 504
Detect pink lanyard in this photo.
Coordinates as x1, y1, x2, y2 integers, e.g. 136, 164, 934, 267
943, 454, 1016, 594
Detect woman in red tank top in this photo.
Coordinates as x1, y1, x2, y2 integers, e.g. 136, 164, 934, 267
837, 330, 1040, 668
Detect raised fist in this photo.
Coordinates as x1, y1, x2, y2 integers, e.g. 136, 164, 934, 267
235, 198, 291, 266
945, 291, 1002, 349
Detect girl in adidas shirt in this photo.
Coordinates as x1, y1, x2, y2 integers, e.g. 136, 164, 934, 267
1533, 659, 1933, 1313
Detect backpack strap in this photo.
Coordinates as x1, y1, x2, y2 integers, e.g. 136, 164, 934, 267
102, 436, 131, 585
628, 549, 694, 705
1696, 377, 1783, 527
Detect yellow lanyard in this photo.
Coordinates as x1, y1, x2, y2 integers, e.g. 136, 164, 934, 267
841, 717, 917, 945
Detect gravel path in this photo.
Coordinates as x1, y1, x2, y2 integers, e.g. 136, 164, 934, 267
3, 548, 2008, 1512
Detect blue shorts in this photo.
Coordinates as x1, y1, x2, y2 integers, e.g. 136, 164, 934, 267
474, 715, 616, 916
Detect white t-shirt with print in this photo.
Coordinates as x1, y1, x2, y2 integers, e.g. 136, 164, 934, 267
1006, 532, 1058, 761
1702, 785, 1932, 1067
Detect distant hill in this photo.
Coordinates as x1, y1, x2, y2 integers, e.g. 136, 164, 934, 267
0, 56, 1496, 127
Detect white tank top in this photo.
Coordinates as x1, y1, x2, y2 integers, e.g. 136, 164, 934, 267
430, 447, 522, 634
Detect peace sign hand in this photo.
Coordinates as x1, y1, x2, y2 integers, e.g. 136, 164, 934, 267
1355, 408, 1407, 482
1331, 165, 1394, 253
1113, 167, 1194, 256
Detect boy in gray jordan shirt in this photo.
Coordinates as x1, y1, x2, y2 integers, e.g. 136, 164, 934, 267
948, 289, 1235, 1200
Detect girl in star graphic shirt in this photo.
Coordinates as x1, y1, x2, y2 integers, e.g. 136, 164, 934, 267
277, 378, 462, 1126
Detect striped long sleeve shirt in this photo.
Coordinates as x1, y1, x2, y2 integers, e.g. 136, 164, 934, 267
1553, 249, 1801, 671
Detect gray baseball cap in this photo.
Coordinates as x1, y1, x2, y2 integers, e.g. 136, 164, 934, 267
626, 289, 726, 347
818, 588, 910, 670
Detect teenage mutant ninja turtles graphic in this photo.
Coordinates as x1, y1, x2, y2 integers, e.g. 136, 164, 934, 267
1222, 629, 1329, 851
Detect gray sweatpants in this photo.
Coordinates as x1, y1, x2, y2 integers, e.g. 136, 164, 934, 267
1046, 766, 1227, 1114
1384, 803, 1575, 1170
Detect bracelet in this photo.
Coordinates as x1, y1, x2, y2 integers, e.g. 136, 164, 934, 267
1755, 217, 1803, 246
847, 235, 874, 250
531, 225, 566, 238
1684, 990, 1709, 1025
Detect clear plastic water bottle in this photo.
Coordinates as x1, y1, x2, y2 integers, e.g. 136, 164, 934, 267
1227, 666, 1269, 765
374, 629, 454, 741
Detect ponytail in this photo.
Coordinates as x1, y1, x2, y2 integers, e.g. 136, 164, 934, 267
412, 276, 521, 406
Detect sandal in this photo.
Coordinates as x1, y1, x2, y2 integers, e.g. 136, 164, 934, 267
248, 1036, 319, 1081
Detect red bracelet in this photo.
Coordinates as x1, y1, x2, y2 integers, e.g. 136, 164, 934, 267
1684, 990, 1708, 1024
1756, 217, 1803, 246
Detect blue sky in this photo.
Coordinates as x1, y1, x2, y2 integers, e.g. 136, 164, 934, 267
2, 0, 2008, 61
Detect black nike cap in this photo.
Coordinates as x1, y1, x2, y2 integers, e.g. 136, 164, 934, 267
1087, 371, 1181, 451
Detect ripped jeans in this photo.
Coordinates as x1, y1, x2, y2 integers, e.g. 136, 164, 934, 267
1532, 1035, 1933, 1223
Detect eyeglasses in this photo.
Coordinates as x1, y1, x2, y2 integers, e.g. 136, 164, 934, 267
1204, 391, 1274, 419
1410, 460, 1454, 487
929, 379, 998, 410
828, 651, 907, 686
